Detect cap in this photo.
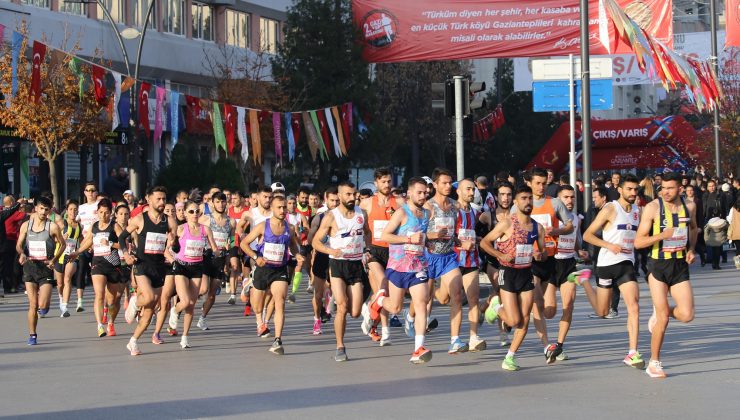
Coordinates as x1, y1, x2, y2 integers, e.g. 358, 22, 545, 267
270, 182, 285, 192
721, 183, 730, 192
123, 190, 133, 196
422, 176, 433, 185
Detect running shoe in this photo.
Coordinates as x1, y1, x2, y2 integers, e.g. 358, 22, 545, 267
287, 293, 296, 304
312, 319, 322, 335
269, 338, 284, 355
227, 295, 236, 305
545, 343, 563, 364
180, 336, 191, 349
588, 313, 605, 319
167, 327, 178, 337
469, 335, 487, 352
320, 309, 332, 324
197, 316, 209, 331
168, 307, 179, 330
605, 309, 620, 319
410, 346, 432, 364
403, 311, 415, 338
368, 289, 386, 321
124, 295, 138, 324
76, 303, 84, 313
243, 304, 252, 317
448, 338, 469, 354
306, 285, 314, 295
97, 325, 107, 338
646, 359, 666, 378
369, 326, 381, 342
215, 286, 221, 296
556, 352, 569, 361
624, 351, 645, 369
38, 308, 49, 318
485, 296, 500, 324
152, 333, 164, 344
257, 323, 272, 338
426, 318, 438, 333
567, 268, 592, 285
102, 306, 108, 324
107, 323, 117, 337
60, 309, 70, 318
126, 340, 141, 356
334, 347, 348, 362
502, 355, 520, 371
499, 332, 510, 347
360, 303, 373, 335
27, 334, 37, 346
648, 306, 657, 334
380, 334, 391, 347
389, 315, 402, 328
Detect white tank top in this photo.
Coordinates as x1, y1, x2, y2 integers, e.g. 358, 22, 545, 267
597, 201, 639, 266
555, 211, 580, 260
249, 207, 272, 250
328, 207, 365, 261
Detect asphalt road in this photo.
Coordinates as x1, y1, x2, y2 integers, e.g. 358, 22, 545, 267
1, 259, 739, 419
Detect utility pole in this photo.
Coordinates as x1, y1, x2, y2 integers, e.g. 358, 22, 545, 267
709, 0, 722, 178
580, 0, 592, 211
454, 76, 468, 181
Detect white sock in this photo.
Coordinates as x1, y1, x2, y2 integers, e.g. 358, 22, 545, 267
450, 336, 459, 344
129, 337, 137, 344
381, 326, 390, 338
414, 335, 424, 349
493, 303, 502, 314
377, 296, 385, 307
60, 303, 67, 311
628, 349, 637, 355
506, 350, 515, 358
97, 323, 103, 329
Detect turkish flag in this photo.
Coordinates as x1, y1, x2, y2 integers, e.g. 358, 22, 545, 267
291, 113, 301, 145
30, 41, 46, 104
223, 103, 236, 154
727, 0, 740, 47
139, 82, 151, 138
341, 103, 352, 148
92, 65, 106, 105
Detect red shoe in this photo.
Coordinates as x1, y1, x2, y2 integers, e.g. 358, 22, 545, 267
107, 323, 116, 337
368, 289, 386, 321
243, 304, 252, 317
369, 326, 381, 342
410, 346, 433, 364
102, 307, 108, 324
167, 327, 178, 337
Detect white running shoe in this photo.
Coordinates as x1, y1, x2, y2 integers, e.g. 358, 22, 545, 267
126, 339, 141, 356
197, 316, 209, 331
168, 306, 179, 330
180, 336, 191, 349
360, 303, 372, 336
124, 295, 138, 324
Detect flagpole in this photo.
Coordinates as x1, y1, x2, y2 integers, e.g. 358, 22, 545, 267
709, 0, 722, 179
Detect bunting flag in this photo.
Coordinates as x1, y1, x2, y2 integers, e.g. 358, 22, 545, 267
316, 111, 333, 159
309, 111, 328, 160
285, 112, 295, 161
353, 105, 368, 135
331, 106, 347, 155
236, 106, 249, 162
170, 91, 180, 147
324, 108, 341, 157
0, 24, 5, 43
249, 109, 262, 164
223, 104, 236, 155
29, 41, 46, 104
272, 112, 283, 164
302, 112, 319, 161
118, 90, 130, 129
10, 31, 23, 102
341, 103, 352, 149
139, 82, 151, 138
112, 72, 121, 130
154, 86, 165, 144
68, 57, 85, 99
92, 64, 106, 105
291, 113, 302, 146
212, 102, 227, 153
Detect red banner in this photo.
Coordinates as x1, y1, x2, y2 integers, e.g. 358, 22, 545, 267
353, 0, 672, 62
223, 103, 236, 154
92, 65, 106, 105
185, 95, 212, 135
30, 41, 46, 104
139, 82, 151, 138
727, 0, 740, 47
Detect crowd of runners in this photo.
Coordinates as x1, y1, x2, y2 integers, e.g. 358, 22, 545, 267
9, 166, 740, 379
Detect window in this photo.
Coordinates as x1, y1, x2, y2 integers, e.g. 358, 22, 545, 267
60, 0, 85, 15
191, 2, 213, 41
162, 0, 185, 35
21, 0, 49, 8
133, 0, 157, 29
226, 10, 250, 48
259, 17, 279, 54
97, 0, 125, 23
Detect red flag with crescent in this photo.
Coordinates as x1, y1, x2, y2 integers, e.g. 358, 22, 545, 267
92, 65, 106, 105
223, 103, 236, 154
291, 113, 302, 145
30, 41, 46, 104
139, 82, 151, 137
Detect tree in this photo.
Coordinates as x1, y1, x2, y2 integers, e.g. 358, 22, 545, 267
156, 142, 245, 193
0, 25, 107, 208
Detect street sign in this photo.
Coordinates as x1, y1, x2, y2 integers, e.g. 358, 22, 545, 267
532, 57, 613, 81
532, 79, 614, 112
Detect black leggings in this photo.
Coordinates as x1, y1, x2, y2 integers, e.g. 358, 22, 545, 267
75, 251, 91, 290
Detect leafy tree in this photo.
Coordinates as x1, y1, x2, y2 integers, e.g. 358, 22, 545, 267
155, 142, 245, 193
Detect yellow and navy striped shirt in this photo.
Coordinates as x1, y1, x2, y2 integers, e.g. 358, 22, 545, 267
650, 197, 690, 260
56, 220, 81, 264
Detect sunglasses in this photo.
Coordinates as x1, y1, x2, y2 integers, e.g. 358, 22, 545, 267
85, 189, 97, 193
187, 209, 200, 214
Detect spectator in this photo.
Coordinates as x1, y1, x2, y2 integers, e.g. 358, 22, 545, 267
703, 180, 728, 229
684, 185, 706, 266
1, 196, 23, 296
122, 190, 136, 208
545, 169, 559, 197
606, 172, 621, 201
728, 199, 740, 269
704, 210, 729, 270
475, 175, 496, 211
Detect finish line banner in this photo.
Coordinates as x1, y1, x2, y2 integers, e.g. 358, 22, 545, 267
353, 0, 672, 62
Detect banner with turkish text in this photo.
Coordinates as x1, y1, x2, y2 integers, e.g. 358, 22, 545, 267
727, 0, 740, 47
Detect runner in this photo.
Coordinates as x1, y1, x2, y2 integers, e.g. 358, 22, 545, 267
238, 187, 274, 326
227, 190, 248, 305
54, 199, 81, 318
542, 185, 590, 363
424, 168, 467, 354
73, 199, 124, 338
359, 168, 401, 346
240, 195, 304, 355
15, 196, 65, 345
75, 181, 101, 312
480, 185, 546, 371
634, 172, 698, 378
454, 179, 486, 351
524, 168, 574, 358
291, 187, 314, 299
198, 192, 234, 330
285, 194, 309, 303
307, 187, 339, 335
312, 182, 371, 362
114, 204, 133, 321
582, 174, 644, 370
121, 186, 178, 356
368, 177, 432, 364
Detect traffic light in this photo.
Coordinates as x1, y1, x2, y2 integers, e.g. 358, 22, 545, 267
431, 80, 454, 118
468, 81, 486, 113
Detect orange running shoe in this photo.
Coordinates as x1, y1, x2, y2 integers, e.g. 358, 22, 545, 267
107, 323, 117, 337
369, 326, 381, 342
410, 346, 433, 364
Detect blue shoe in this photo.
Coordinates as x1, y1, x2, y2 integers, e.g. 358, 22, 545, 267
37, 308, 49, 318
27, 335, 37, 346
448, 338, 469, 354
215, 286, 222, 296
390, 315, 402, 328
403, 310, 415, 338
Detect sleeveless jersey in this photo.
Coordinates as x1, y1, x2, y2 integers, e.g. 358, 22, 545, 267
26, 218, 55, 260
454, 206, 479, 268
136, 213, 169, 264
207, 213, 232, 251
228, 206, 248, 247
328, 207, 365, 261
56, 220, 81, 264
258, 219, 291, 267
388, 205, 429, 273
598, 201, 640, 266
555, 211, 581, 260
650, 197, 690, 260
177, 224, 206, 263
249, 207, 272, 250
91, 221, 120, 266
368, 194, 399, 248
497, 217, 539, 269
426, 198, 456, 254
530, 197, 559, 256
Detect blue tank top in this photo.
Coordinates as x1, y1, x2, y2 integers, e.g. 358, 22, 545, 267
258, 219, 290, 267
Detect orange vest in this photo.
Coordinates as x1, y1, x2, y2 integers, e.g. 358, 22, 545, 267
368, 194, 399, 247
530, 197, 559, 256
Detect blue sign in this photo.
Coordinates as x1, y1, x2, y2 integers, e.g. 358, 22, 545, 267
533, 79, 613, 112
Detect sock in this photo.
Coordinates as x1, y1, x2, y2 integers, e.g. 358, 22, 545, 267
77, 298, 83, 306
314, 316, 319, 321
493, 302, 502, 314
60, 303, 67, 312
30, 333, 37, 338
557, 342, 563, 347
129, 337, 137, 344
451, 336, 459, 344
628, 348, 637, 355
381, 326, 390, 338
506, 350, 515, 358
414, 335, 424, 349
377, 296, 385, 307
230, 294, 236, 298
97, 323, 103, 329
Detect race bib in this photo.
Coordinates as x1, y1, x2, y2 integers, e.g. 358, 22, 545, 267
373, 220, 389, 240
404, 232, 426, 256
263, 242, 286, 264
213, 231, 229, 249
184, 239, 205, 258
93, 233, 112, 256
342, 235, 364, 259
434, 217, 455, 239
28, 240, 47, 260
458, 228, 476, 243
620, 230, 637, 254
557, 232, 576, 254
531, 214, 555, 248
514, 244, 534, 267
662, 227, 688, 253
144, 232, 167, 254
64, 238, 78, 255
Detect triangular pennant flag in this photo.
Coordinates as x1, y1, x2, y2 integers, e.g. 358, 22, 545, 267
291, 113, 302, 146
170, 91, 180, 147
223, 104, 236, 155
302, 112, 319, 161
112, 72, 122, 130
284, 112, 295, 161
154, 86, 165, 144
324, 108, 341, 157
138, 82, 151, 138
30, 41, 47, 104
249, 109, 262, 164
341, 103, 352, 149
272, 112, 283, 165
10, 31, 23, 103
0, 24, 5, 43
309, 111, 328, 161
92, 64, 107, 105
331, 106, 347, 155
316, 111, 332, 160
236, 106, 249, 162
68, 57, 85, 99
212, 102, 227, 153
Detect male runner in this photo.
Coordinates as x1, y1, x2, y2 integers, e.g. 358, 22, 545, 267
240, 195, 304, 355
369, 177, 433, 363
634, 172, 697, 378
227, 190, 248, 304
312, 182, 371, 362
239, 187, 274, 326
292, 187, 315, 297
198, 192, 234, 330
16, 196, 65, 345
75, 181, 101, 312
582, 174, 644, 369
121, 186, 178, 356
307, 187, 339, 335
480, 186, 546, 371
285, 194, 309, 303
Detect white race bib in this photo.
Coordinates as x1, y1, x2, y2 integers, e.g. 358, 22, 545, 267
557, 232, 576, 253
514, 244, 534, 267
434, 216, 455, 239
28, 241, 47, 260
457, 228, 476, 243
93, 233, 111, 256
263, 242, 286, 264
403, 232, 426, 256
662, 226, 688, 252
620, 230, 636, 254
64, 238, 78, 255
373, 220, 389, 240
144, 232, 167, 254
213, 231, 229, 249
184, 239, 205, 258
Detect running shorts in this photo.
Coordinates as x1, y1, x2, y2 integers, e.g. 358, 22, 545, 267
531, 257, 556, 282
133, 262, 167, 289
647, 258, 689, 287
173, 261, 204, 279
312, 251, 330, 279
498, 266, 534, 293
91, 260, 123, 283
596, 261, 637, 289
424, 251, 459, 279
23, 260, 54, 286
551, 257, 577, 287
253, 265, 289, 290
368, 245, 390, 267
328, 259, 367, 286
385, 268, 428, 290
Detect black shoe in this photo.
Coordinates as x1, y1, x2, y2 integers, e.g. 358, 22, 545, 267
269, 338, 284, 355
425, 318, 438, 333
320, 310, 331, 324
545, 343, 563, 364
